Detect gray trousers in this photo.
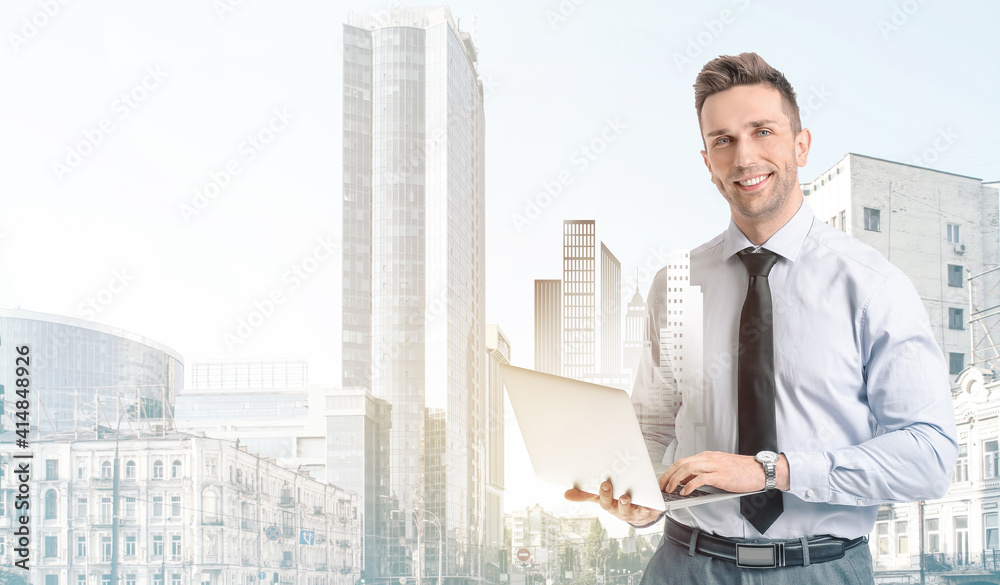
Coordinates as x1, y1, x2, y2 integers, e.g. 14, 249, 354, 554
640, 533, 876, 585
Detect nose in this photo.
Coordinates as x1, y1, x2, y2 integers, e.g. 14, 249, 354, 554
732, 135, 760, 170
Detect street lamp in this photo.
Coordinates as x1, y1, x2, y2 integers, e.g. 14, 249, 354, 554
413, 509, 442, 585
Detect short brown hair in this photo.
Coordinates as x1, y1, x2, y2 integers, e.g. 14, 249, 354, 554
694, 52, 801, 138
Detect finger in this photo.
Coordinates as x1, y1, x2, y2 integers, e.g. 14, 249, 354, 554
618, 494, 633, 520
564, 488, 598, 503
599, 480, 615, 512
680, 472, 713, 496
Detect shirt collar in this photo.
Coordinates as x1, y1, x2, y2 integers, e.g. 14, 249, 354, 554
721, 198, 814, 262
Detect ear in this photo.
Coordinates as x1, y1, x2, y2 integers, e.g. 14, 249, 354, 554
701, 149, 712, 175
794, 128, 812, 168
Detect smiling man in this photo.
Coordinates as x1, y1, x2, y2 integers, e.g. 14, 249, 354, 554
566, 52, 958, 583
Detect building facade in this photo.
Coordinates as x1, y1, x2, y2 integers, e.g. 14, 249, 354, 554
533, 280, 562, 377
484, 325, 509, 582
174, 360, 329, 481
803, 154, 1000, 380
600, 243, 622, 377
342, 6, 487, 584
563, 220, 596, 379
0, 309, 183, 433
0, 431, 360, 585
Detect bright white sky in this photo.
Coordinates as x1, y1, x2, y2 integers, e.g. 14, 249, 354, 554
2, 0, 999, 535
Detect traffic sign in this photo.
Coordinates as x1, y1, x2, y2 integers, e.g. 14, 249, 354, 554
299, 529, 315, 545
258, 572, 266, 581
516, 548, 531, 562
264, 526, 281, 541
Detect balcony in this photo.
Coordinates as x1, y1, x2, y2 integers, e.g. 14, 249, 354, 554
924, 550, 1000, 573
279, 496, 294, 508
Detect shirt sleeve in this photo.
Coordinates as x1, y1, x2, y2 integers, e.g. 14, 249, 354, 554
631, 272, 682, 478
783, 271, 959, 505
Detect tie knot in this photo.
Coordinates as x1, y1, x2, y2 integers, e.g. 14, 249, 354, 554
738, 247, 779, 277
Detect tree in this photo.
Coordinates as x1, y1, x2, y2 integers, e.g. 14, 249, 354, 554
0, 568, 28, 585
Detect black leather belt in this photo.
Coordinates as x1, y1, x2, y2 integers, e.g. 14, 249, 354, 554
666, 517, 867, 569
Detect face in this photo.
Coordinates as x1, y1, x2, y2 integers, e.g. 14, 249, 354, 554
700, 84, 811, 230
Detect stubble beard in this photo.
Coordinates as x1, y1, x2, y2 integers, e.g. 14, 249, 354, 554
717, 159, 798, 222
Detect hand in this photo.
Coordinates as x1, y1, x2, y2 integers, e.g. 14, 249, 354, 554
564, 480, 663, 527
660, 451, 790, 495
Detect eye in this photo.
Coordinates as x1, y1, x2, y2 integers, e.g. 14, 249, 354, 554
757, 129, 772, 136
715, 137, 730, 146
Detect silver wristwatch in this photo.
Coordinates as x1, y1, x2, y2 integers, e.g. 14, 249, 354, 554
755, 450, 779, 490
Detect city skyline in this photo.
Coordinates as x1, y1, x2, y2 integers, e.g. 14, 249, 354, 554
3, 0, 1000, 529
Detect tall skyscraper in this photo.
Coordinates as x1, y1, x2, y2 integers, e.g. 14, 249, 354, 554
342, 7, 486, 585
600, 242, 622, 375
484, 325, 509, 582
533, 279, 561, 375
562, 220, 595, 379
803, 153, 1000, 379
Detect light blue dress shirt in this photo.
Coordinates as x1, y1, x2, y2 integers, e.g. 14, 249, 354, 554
631, 200, 958, 539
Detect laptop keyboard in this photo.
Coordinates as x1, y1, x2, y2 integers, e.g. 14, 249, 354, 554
662, 485, 713, 502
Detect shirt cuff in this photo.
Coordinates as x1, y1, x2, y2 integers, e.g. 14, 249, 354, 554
782, 450, 831, 503
629, 511, 666, 529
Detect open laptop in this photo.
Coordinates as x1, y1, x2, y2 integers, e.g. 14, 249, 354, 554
499, 363, 762, 512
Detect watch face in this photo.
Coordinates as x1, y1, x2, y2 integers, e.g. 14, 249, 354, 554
755, 450, 779, 464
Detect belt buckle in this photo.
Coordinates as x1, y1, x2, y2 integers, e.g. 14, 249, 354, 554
736, 542, 784, 569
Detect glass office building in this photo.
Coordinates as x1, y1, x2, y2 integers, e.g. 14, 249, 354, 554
0, 309, 182, 433
343, 7, 486, 585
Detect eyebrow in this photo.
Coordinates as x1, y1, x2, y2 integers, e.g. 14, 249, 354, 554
705, 119, 782, 138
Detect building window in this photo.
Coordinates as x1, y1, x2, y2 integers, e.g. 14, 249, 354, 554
125, 461, 136, 479
955, 444, 968, 482
202, 490, 219, 523
46, 460, 59, 480
77, 574, 86, 585
839, 210, 846, 232
949, 308, 965, 330
125, 535, 136, 557
124, 496, 136, 518
76, 535, 86, 558
896, 521, 908, 555
170, 496, 181, 518
171, 575, 180, 585
101, 461, 112, 479
171, 460, 182, 479
152, 534, 163, 557
153, 460, 164, 479
985, 513, 998, 550
101, 536, 112, 562
205, 455, 218, 478
124, 576, 135, 585
925, 518, 940, 553
950, 353, 965, 375
947, 223, 961, 244
46, 576, 58, 585
76, 497, 87, 519
44, 535, 58, 558
152, 495, 163, 518
100, 497, 112, 524
955, 516, 969, 563
986, 440, 999, 480
864, 208, 881, 232
44, 490, 58, 520
101, 576, 111, 585
153, 575, 163, 585
948, 264, 964, 287
170, 535, 181, 560
876, 522, 889, 557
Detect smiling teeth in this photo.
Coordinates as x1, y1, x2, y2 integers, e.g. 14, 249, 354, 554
738, 175, 769, 186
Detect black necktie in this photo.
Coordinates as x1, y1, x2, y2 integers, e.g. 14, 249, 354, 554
736, 247, 783, 534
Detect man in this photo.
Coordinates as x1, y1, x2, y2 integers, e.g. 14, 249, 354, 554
565, 52, 957, 583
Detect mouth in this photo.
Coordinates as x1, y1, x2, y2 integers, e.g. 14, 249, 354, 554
733, 173, 772, 192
